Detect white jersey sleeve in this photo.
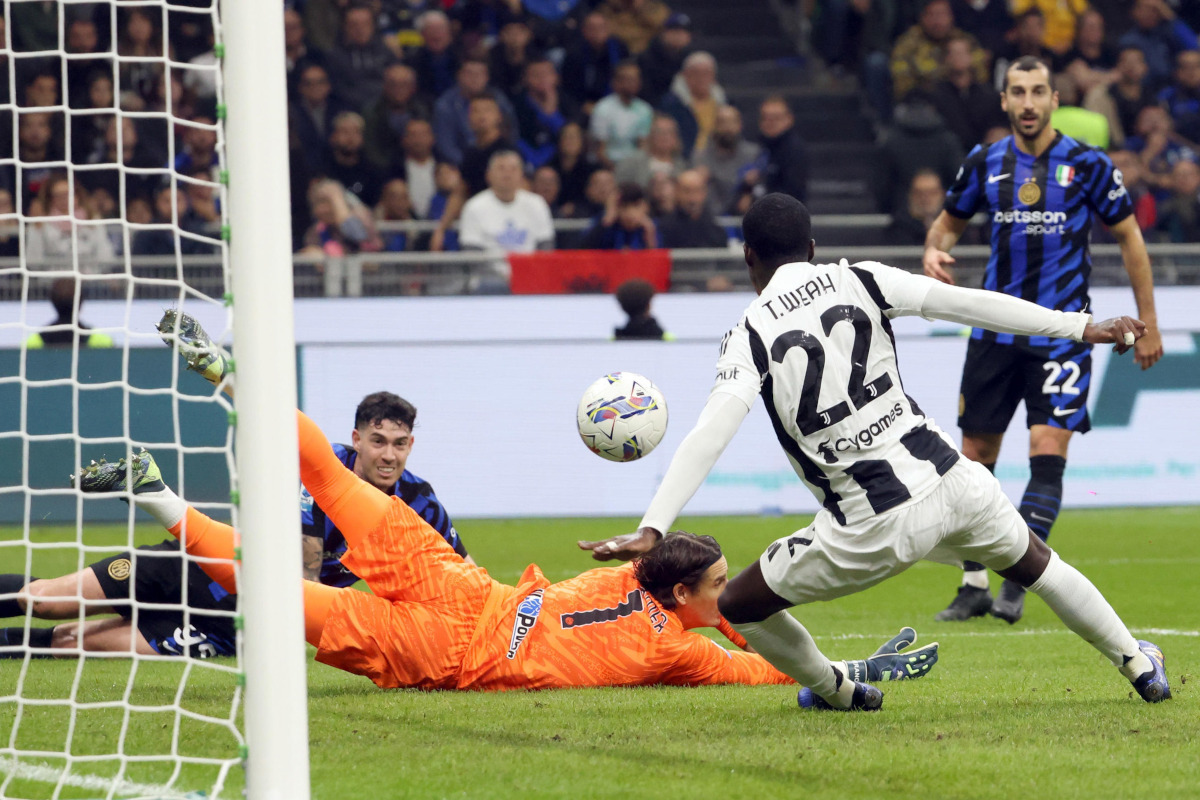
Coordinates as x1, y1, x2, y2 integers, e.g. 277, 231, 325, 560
710, 320, 764, 408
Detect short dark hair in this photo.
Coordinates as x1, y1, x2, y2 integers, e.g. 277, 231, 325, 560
355, 392, 417, 432
742, 192, 812, 269
1003, 55, 1052, 90
633, 532, 723, 609
617, 182, 645, 206
615, 278, 655, 317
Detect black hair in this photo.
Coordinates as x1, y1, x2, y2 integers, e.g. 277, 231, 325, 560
49, 277, 79, 320
617, 182, 645, 205
615, 278, 655, 318
742, 192, 812, 270
355, 391, 417, 432
633, 532, 723, 609
1003, 55, 1053, 90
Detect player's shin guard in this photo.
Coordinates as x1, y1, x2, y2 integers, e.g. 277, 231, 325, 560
1028, 550, 1145, 670
1019, 455, 1065, 541
0, 626, 53, 657
0, 574, 33, 617
732, 611, 853, 707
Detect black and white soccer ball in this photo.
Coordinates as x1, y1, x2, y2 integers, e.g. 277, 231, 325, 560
577, 372, 669, 462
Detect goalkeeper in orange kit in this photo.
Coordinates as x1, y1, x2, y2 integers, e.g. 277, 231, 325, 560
73, 419, 937, 693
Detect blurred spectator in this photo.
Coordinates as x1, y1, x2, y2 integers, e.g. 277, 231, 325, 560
1126, 105, 1200, 194
929, 34, 1006, 154
613, 278, 668, 340
1058, 9, 1119, 103
325, 4, 396, 111
1011, 0, 1086, 56
80, 116, 161, 206
531, 165, 563, 216
692, 105, 760, 215
638, 13, 692, 103
562, 11, 630, 111
992, 10, 1056, 92
364, 63, 430, 168
891, 0, 987, 102
183, 30, 220, 104
859, 1, 923, 124
430, 95, 511, 250
490, 17, 540, 97
1156, 157, 1200, 241
285, 9, 324, 100
1085, 46, 1156, 148
375, 178, 418, 252
460, 150, 555, 292
514, 58, 579, 170
396, 119, 438, 219
1118, 0, 1199, 88
25, 174, 116, 272
132, 183, 216, 257
1110, 148, 1159, 234
325, 112, 385, 207
660, 51, 723, 157
453, 0, 526, 51
25, 277, 113, 350
291, 64, 351, 171
616, 114, 686, 188
1158, 50, 1200, 141
590, 61, 654, 166
583, 182, 658, 249
0, 189, 18, 258
118, 8, 163, 106
883, 168, 943, 245
874, 96, 963, 215
174, 117, 218, 180
571, 168, 617, 221
301, 179, 381, 255
432, 59, 518, 166
380, 0, 440, 48
737, 96, 808, 212
184, 167, 220, 227
10, 1, 57, 52
427, 162, 463, 250
408, 11, 461, 100
22, 72, 60, 109
552, 122, 598, 216
657, 169, 726, 248
301, 0, 341, 53
65, 19, 110, 109
648, 171, 676, 216
949, 0, 1009, 58
71, 73, 114, 163
601, 0, 671, 56
12, 113, 65, 210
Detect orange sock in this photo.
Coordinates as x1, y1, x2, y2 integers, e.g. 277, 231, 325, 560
296, 410, 390, 549
168, 507, 238, 594
301, 581, 339, 647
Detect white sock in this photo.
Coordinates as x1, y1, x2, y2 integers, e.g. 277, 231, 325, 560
732, 611, 854, 708
962, 569, 989, 589
1028, 550, 1146, 673
131, 486, 187, 531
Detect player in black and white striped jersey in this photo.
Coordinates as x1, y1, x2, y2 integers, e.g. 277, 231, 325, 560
580, 193, 1171, 711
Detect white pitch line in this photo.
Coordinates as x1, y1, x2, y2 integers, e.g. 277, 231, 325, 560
821, 628, 1200, 641
0, 758, 196, 799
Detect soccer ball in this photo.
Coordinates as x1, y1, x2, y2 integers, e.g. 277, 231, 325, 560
577, 372, 668, 462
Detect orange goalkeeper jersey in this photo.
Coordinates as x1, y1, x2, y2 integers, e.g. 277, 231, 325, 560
457, 562, 792, 691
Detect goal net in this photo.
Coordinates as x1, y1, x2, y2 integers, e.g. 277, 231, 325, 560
0, 2, 303, 797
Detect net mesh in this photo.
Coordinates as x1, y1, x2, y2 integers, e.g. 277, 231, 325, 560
0, 2, 243, 797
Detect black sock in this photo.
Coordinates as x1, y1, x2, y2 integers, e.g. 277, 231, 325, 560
1020, 455, 1066, 542
0, 626, 54, 657
963, 463, 997, 573
0, 574, 33, 617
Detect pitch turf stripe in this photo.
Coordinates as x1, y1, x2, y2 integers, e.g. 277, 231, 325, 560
0, 757, 196, 799
823, 628, 1200, 640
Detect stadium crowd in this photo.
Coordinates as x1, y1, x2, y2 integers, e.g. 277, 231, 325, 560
4, 0, 1200, 289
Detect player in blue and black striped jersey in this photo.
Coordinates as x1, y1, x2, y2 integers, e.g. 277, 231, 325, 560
923, 56, 1163, 625
301, 391, 470, 586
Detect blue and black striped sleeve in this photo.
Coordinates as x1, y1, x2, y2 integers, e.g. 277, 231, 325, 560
943, 144, 988, 220
1082, 148, 1134, 227
408, 485, 467, 557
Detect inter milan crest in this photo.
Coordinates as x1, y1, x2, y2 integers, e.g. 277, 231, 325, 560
1018, 178, 1041, 205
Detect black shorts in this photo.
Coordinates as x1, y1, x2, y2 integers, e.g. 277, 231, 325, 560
89, 539, 237, 658
958, 337, 1092, 434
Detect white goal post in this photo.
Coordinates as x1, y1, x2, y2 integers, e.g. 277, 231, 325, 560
221, 1, 311, 798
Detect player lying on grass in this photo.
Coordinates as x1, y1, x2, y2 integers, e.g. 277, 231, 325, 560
0, 383, 470, 658
68, 428, 938, 691
581, 193, 1171, 710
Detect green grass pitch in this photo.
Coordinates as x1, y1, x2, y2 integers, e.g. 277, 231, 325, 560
1, 507, 1197, 799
